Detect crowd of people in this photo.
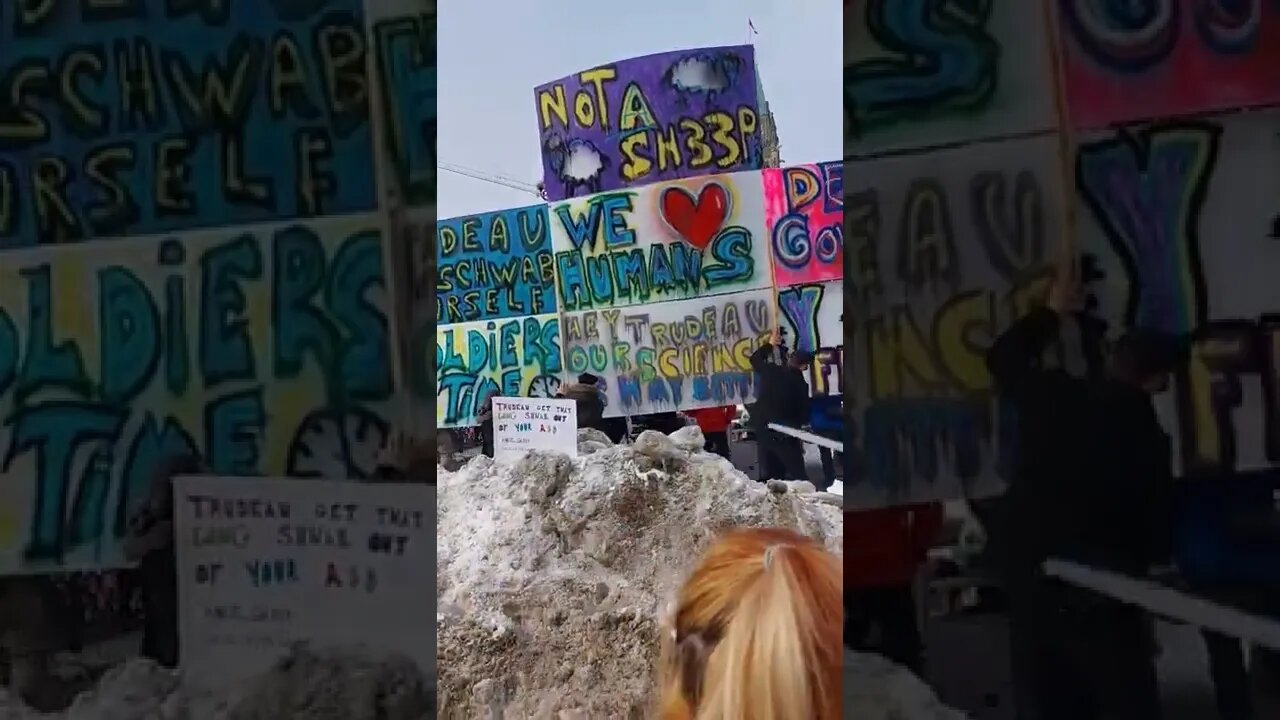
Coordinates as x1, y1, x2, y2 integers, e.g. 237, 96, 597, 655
840, 267, 1280, 720
983, 272, 1183, 719
463, 328, 846, 491
0, 457, 194, 709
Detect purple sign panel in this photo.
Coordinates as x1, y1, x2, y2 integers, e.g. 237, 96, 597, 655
534, 45, 763, 201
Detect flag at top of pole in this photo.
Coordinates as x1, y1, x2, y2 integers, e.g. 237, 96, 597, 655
749, 18, 758, 34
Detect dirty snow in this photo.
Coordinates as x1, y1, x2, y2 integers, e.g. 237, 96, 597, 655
1, 426, 967, 719
0, 645, 432, 720
845, 650, 970, 720
436, 427, 844, 716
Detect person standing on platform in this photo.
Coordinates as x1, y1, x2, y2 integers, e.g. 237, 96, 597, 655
747, 328, 789, 481
570, 371, 629, 440
986, 271, 1183, 720
563, 373, 608, 435
575, 373, 629, 443
749, 329, 813, 482
474, 394, 495, 457
0, 577, 61, 709
124, 454, 207, 669
809, 392, 843, 491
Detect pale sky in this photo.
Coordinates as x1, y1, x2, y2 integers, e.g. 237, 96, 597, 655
437, 0, 843, 219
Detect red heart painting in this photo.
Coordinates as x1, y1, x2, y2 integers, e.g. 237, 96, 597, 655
659, 183, 731, 250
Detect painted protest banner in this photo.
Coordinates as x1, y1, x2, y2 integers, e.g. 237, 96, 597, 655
0, 1, 377, 247
548, 170, 771, 313
492, 397, 578, 462
561, 288, 775, 417
367, 0, 437, 207
1074, 111, 1280, 478
0, 215, 397, 574
764, 163, 844, 287
534, 45, 762, 200
435, 313, 563, 429
848, 135, 1063, 507
779, 281, 843, 397
401, 209, 436, 438
1060, 3, 1280, 130
436, 205, 555, 324
174, 476, 433, 687
845, 0, 1055, 157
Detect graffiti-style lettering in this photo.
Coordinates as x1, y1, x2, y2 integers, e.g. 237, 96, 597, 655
1061, 2, 1280, 128
0, 0, 376, 245
550, 174, 769, 311
271, 224, 390, 402
1064, 0, 1267, 73
326, 229, 392, 401
200, 233, 261, 387
896, 178, 961, 292
398, 212, 435, 422
16, 264, 93, 404
1062, 0, 1182, 72
0, 218, 394, 571
1175, 317, 1280, 475
848, 138, 1065, 503
205, 388, 266, 475
1077, 123, 1218, 336
435, 315, 563, 428
99, 265, 161, 404
846, 0, 999, 138
562, 290, 773, 416
969, 170, 1046, 283
852, 266, 1051, 495
778, 282, 844, 396
436, 205, 556, 323
534, 46, 762, 199
862, 397, 992, 497
12, 402, 128, 563
116, 415, 197, 536
372, 9, 436, 206
846, 189, 884, 302
764, 162, 844, 286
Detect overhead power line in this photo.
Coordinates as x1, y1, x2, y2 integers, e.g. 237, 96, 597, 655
437, 161, 544, 197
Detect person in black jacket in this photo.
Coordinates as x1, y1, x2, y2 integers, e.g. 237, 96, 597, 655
987, 274, 1184, 720
575, 373, 629, 443
746, 329, 789, 480
474, 394, 495, 457
124, 454, 207, 669
562, 374, 608, 434
749, 329, 814, 482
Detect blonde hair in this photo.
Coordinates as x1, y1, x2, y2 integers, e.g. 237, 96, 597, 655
657, 527, 843, 720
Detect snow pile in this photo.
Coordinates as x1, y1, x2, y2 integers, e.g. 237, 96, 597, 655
1, 426, 970, 719
436, 427, 843, 717
844, 651, 970, 719
0, 646, 433, 720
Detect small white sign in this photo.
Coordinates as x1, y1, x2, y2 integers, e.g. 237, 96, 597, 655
492, 396, 578, 462
173, 476, 434, 688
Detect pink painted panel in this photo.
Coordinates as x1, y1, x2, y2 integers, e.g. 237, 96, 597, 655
763, 163, 844, 287
1062, 1, 1280, 129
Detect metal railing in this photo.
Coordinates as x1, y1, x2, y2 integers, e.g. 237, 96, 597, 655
1044, 559, 1280, 651
766, 423, 844, 495
766, 423, 843, 451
